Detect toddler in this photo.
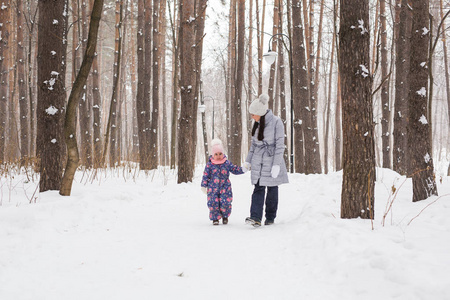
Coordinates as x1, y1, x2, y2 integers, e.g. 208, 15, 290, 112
201, 139, 249, 225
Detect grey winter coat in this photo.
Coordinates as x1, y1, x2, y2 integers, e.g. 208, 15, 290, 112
245, 110, 289, 186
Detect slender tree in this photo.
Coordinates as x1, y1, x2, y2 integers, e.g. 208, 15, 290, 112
393, 0, 411, 175
291, 0, 308, 173
37, 0, 68, 191
60, 0, 104, 196
177, 0, 198, 183
0, 1, 10, 163
380, 0, 391, 168
136, 0, 150, 169
149, 0, 160, 169
103, 0, 123, 167
17, 0, 29, 161
230, 0, 245, 164
339, 0, 375, 219
407, 0, 437, 202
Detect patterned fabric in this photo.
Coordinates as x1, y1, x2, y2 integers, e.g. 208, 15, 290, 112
201, 155, 244, 221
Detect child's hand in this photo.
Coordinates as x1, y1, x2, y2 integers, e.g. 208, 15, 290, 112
242, 162, 251, 172
201, 187, 207, 194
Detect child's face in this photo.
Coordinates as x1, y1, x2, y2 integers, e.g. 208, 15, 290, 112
213, 151, 224, 160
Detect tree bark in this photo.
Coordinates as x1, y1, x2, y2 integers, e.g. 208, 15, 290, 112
136, 0, 150, 169
37, 0, 68, 192
102, 0, 123, 167
231, 0, 244, 164
393, 0, 411, 175
380, 0, 391, 169
339, 0, 375, 219
177, 0, 197, 183
17, 0, 29, 161
60, 0, 104, 196
291, 0, 308, 173
407, 0, 437, 202
0, 1, 10, 163
148, 0, 160, 169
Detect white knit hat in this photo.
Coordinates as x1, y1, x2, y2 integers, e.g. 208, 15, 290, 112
249, 94, 269, 116
211, 138, 224, 155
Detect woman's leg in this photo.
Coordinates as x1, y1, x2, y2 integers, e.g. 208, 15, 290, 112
265, 185, 279, 221
250, 181, 266, 221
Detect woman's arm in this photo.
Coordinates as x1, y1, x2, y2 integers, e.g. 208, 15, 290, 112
273, 118, 286, 167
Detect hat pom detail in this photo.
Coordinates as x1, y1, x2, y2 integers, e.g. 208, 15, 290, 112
259, 93, 269, 105
211, 138, 223, 147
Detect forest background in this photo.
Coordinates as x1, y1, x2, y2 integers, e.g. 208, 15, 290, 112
0, 0, 449, 211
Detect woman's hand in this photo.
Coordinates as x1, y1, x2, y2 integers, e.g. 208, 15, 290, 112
242, 162, 251, 172
271, 165, 280, 178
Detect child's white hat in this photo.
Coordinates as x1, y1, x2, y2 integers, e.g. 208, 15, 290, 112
211, 138, 224, 155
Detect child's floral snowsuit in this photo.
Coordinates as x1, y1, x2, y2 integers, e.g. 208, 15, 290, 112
201, 155, 244, 221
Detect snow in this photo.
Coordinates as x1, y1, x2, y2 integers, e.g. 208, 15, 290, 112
1, 167, 450, 299
416, 87, 427, 97
359, 64, 369, 78
419, 114, 428, 124
45, 106, 58, 115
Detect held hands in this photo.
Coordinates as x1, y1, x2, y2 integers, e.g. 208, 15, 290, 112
271, 165, 280, 178
242, 162, 251, 173
201, 187, 207, 194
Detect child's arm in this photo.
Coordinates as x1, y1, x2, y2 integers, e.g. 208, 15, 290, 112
228, 161, 245, 175
201, 163, 211, 187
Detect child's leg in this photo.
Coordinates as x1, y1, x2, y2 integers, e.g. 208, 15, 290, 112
207, 193, 221, 220
219, 191, 232, 219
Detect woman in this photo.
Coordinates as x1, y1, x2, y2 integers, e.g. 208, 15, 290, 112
245, 94, 289, 227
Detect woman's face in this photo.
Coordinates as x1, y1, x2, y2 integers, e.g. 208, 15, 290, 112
251, 114, 261, 122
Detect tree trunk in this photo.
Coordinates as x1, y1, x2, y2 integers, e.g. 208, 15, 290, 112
309, 0, 321, 173
226, 0, 236, 158
136, 0, 149, 169
60, 0, 104, 196
26, 3, 38, 158
169, 0, 179, 169
149, 0, 160, 169
380, 0, 391, 169
291, 0, 308, 173
17, 0, 29, 162
277, 0, 288, 168
92, 0, 102, 168
324, 22, 336, 174
102, 0, 123, 167
177, 0, 197, 183
79, 0, 93, 168
339, 0, 375, 219
393, 0, 411, 175
231, 0, 244, 164
37, 0, 68, 192
0, 1, 10, 163
408, 0, 437, 202
160, 0, 168, 166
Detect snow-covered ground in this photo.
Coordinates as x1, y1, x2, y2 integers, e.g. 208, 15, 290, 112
1, 166, 449, 299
